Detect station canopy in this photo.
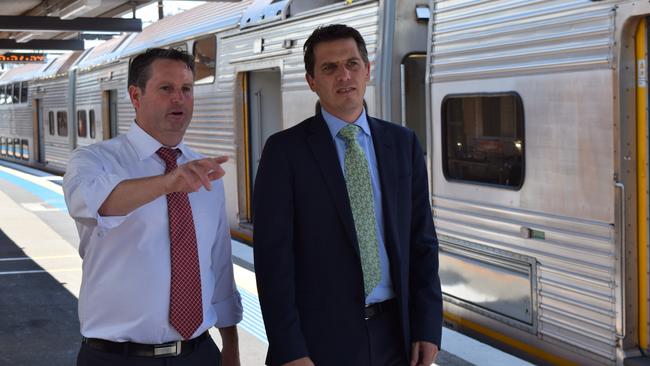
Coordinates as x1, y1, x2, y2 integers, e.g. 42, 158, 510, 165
0, 0, 241, 52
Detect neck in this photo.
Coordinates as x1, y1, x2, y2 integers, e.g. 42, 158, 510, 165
321, 105, 363, 123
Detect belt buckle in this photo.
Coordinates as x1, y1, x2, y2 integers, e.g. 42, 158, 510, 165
154, 340, 181, 357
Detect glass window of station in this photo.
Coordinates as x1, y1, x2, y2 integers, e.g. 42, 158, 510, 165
442, 93, 525, 189
193, 35, 216, 84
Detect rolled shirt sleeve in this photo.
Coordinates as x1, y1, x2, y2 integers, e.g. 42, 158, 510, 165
63, 147, 130, 230
210, 180, 243, 328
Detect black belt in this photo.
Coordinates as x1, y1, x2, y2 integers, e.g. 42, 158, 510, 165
82, 331, 209, 358
365, 298, 398, 320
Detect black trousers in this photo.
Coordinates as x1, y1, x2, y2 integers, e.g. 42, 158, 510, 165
76, 335, 221, 366
366, 305, 409, 366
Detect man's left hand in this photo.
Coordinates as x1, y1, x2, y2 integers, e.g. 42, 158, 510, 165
220, 346, 240, 366
410, 341, 438, 366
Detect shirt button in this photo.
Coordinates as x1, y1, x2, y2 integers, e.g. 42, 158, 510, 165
97, 230, 105, 238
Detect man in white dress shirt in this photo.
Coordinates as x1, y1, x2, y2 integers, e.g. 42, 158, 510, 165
63, 48, 242, 366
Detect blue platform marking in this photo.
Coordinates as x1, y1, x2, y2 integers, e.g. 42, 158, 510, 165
238, 287, 268, 344
0, 164, 270, 344
0, 170, 67, 211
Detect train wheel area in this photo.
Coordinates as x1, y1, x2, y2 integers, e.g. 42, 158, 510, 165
0, 161, 534, 366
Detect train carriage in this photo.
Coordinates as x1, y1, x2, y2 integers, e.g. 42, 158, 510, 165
0, 63, 44, 163
30, 51, 82, 172
428, 0, 650, 364
71, 34, 134, 149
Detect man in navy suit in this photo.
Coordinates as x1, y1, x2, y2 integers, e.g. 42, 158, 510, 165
253, 24, 442, 366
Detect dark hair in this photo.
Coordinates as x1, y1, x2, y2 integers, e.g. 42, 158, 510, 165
303, 24, 369, 77
128, 48, 195, 92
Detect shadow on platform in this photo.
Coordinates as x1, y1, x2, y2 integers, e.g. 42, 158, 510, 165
0, 229, 80, 366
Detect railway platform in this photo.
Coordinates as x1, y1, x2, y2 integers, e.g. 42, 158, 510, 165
0, 160, 532, 366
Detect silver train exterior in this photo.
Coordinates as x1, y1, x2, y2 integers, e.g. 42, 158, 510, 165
429, 0, 650, 365
6, 0, 649, 364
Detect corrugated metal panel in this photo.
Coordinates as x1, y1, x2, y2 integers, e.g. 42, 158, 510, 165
434, 194, 618, 360
121, 1, 254, 57
213, 1, 380, 155
33, 77, 72, 171
430, 0, 616, 81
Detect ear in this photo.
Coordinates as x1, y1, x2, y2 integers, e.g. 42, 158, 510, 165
305, 72, 317, 92
364, 61, 370, 82
128, 85, 141, 110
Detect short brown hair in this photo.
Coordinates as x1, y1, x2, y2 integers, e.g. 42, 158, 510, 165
303, 24, 369, 77
128, 48, 195, 92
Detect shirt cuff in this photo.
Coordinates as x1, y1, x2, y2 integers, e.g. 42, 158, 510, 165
83, 173, 130, 229
212, 290, 243, 328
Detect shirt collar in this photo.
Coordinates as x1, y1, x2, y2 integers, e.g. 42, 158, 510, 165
126, 120, 192, 161
321, 106, 371, 140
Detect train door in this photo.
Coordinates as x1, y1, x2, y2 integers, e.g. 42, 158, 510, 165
240, 69, 282, 224
401, 53, 428, 154
32, 98, 45, 163
103, 89, 118, 139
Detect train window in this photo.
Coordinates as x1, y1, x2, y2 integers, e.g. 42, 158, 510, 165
0, 85, 5, 104
193, 35, 216, 84
77, 110, 87, 138
5, 84, 12, 104
12, 83, 20, 104
0, 137, 5, 155
442, 93, 525, 189
89, 110, 96, 139
48, 111, 55, 135
7, 138, 14, 157
20, 139, 29, 160
57, 111, 68, 137
20, 82, 28, 103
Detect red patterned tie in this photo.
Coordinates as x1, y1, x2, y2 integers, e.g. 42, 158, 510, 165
156, 147, 203, 340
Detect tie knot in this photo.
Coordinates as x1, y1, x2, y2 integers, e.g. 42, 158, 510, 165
339, 124, 361, 144
157, 147, 180, 167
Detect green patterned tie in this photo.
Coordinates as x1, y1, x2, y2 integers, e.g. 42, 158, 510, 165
339, 124, 381, 297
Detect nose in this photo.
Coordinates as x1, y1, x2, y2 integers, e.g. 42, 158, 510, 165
336, 66, 352, 81
170, 89, 185, 104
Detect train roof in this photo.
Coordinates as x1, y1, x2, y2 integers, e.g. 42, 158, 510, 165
37, 51, 83, 79
74, 34, 134, 70
0, 63, 47, 84
120, 0, 254, 58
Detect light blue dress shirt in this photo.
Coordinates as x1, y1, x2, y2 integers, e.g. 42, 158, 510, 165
321, 107, 395, 304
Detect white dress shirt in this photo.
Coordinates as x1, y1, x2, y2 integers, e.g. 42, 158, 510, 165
63, 121, 242, 343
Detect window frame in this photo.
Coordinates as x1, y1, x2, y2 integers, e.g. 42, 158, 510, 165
48, 111, 55, 135
20, 81, 28, 103
89, 109, 96, 139
192, 35, 217, 85
441, 92, 526, 190
77, 109, 88, 138
57, 110, 69, 137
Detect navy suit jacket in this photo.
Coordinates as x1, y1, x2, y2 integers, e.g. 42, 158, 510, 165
253, 113, 442, 366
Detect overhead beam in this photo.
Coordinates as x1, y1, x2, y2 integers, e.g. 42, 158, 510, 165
0, 16, 142, 33
0, 39, 84, 51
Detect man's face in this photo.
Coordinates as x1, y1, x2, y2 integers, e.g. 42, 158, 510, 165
306, 38, 370, 122
129, 58, 194, 146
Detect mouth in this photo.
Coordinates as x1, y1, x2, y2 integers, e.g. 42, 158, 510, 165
336, 87, 355, 94
168, 111, 185, 117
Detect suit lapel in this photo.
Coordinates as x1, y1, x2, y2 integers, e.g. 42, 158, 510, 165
306, 114, 359, 256
368, 117, 403, 269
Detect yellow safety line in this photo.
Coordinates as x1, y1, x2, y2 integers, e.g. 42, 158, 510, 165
636, 17, 649, 350
444, 312, 577, 365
